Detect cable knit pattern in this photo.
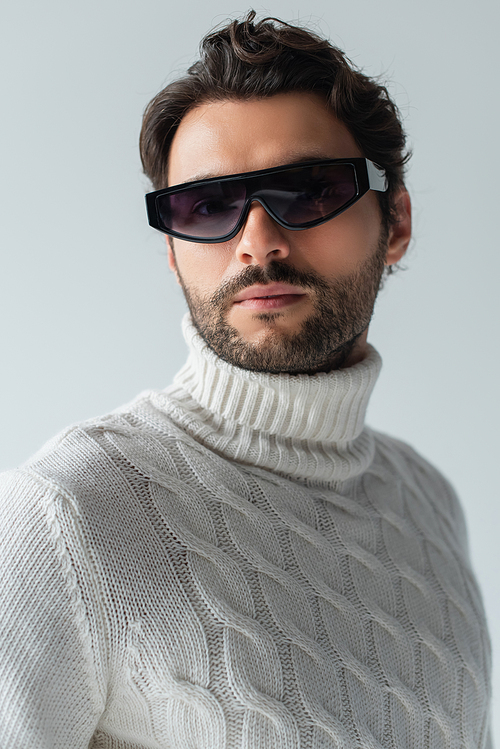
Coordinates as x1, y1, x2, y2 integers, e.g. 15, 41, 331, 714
0, 317, 492, 749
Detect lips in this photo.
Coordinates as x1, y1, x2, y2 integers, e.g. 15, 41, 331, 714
233, 283, 306, 302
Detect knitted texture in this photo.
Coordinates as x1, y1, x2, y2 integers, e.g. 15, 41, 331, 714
0, 318, 492, 749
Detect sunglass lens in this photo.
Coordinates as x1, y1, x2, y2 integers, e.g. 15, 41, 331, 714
260, 163, 357, 225
157, 182, 246, 239
154, 162, 359, 240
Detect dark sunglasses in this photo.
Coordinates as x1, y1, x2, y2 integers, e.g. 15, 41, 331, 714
145, 158, 388, 244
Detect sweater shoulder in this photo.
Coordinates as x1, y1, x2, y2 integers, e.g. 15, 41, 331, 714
371, 428, 456, 496
2, 391, 185, 514
369, 428, 470, 557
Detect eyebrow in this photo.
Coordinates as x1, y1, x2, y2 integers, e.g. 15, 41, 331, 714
176, 154, 341, 185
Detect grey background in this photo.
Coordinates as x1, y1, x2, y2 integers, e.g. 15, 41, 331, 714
1, 0, 498, 738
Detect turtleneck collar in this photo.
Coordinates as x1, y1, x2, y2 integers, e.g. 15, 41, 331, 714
151, 315, 382, 486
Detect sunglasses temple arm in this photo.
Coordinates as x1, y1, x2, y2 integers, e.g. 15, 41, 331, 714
366, 159, 388, 192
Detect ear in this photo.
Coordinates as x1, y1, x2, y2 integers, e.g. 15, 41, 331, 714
385, 189, 411, 266
167, 239, 181, 285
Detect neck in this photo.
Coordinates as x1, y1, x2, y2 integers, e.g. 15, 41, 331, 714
302, 328, 370, 373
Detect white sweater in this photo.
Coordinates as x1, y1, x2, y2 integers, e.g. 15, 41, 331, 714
0, 316, 492, 749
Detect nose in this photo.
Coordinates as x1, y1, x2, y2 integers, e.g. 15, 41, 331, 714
234, 200, 291, 266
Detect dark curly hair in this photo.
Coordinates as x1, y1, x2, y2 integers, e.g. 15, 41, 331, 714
140, 10, 410, 231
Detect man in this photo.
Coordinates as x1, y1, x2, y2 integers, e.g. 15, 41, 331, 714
0, 11, 492, 749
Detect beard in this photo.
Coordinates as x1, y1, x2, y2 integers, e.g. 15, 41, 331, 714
173, 235, 387, 374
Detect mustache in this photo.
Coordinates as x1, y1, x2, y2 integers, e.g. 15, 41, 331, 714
209, 261, 329, 308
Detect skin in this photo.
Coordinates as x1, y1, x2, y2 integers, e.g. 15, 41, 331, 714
167, 92, 411, 373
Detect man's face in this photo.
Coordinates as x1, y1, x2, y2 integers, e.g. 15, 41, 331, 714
167, 92, 410, 374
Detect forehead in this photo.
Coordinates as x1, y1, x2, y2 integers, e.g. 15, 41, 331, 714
168, 92, 363, 185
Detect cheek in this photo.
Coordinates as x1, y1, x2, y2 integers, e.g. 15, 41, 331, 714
299, 198, 383, 274
172, 241, 232, 295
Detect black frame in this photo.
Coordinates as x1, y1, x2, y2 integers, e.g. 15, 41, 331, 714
145, 158, 387, 244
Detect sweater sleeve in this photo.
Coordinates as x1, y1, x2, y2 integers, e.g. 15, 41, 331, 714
0, 469, 105, 749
